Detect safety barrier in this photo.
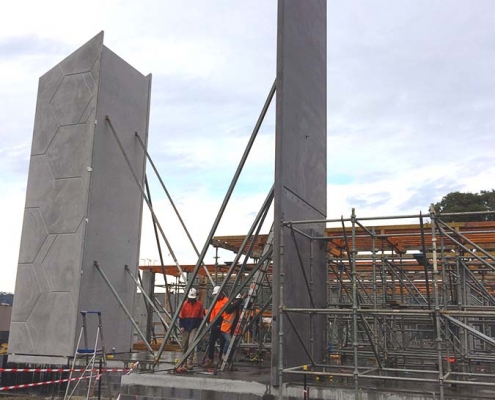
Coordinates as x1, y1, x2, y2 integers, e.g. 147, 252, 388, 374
0, 362, 139, 394
0, 368, 129, 373
0, 374, 92, 391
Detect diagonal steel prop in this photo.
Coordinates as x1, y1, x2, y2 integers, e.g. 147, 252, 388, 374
152, 80, 276, 364
105, 116, 187, 283
175, 248, 273, 368
94, 261, 154, 355
172, 187, 274, 367
144, 175, 174, 315
124, 266, 182, 347
135, 132, 215, 287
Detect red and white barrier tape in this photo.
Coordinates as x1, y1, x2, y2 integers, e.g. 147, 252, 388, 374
0, 374, 90, 391
115, 362, 140, 400
0, 362, 139, 393
0, 367, 129, 373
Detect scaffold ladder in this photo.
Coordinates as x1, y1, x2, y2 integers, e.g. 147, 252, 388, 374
64, 311, 107, 400
220, 226, 274, 371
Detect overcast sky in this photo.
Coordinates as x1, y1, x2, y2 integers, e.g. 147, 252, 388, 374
1, 0, 495, 292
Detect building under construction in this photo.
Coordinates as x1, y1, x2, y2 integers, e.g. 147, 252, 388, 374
126, 213, 495, 400
6, 1, 495, 399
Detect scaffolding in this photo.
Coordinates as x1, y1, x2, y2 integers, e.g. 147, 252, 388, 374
276, 208, 495, 399
101, 85, 495, 399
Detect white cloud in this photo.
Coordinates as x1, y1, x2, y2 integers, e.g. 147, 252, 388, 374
2, 1, 495, 292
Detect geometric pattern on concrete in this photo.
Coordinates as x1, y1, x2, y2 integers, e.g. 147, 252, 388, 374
46, 123, 94, 180
60, 34, 103, 75
40, 178, 87, 234
10, 30, 151, 361
24, 156, 55, 209
10, 32, 103, 358
43, 225, 83, 296
37, 65, 64, 104
51, 74, 92, 126
25, 291, 77, 356
10, 264, 42, 322
31, 104, 59, 155
18, 208, 48, 264
8, 322, 36, 355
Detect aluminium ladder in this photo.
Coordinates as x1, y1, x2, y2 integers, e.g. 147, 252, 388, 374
64, 311, 107, 400
220, 226, 274, 371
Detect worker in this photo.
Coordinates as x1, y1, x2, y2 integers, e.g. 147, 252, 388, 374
220, 292, 247, 363
178, 287, 204, 371
202, 285, 228, 368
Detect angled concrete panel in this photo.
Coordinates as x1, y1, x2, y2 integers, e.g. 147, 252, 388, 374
26, 292, 77, 356
46, 123, 94, 179
18, 208, 48, 264
40, 179, 86, 234
60, 32, 103, 75
9, 323, 36, 355
37, 65, 64, 104
10, 31, 151, 362
24, 156, 55, 208
51, 74, 93, 126
78, 46, 151, 352
43, 227, 83, 294
272, 0, 327, 384
31, 104, 59, 155
11, 264, 42, 322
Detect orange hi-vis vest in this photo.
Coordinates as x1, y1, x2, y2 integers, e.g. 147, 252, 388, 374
209, 296, 228, 325
221, 309, 237, 334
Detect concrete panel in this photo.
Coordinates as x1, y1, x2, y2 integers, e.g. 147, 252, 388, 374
18, 208, 48, 264
8, 322, 35, 354
51, 74, 93, 126
24, 156, 55, 209
25, 291, 77, 356
33, 233, 57, 292
10, 31, 150, 361
60, 32, 102, 75
43, 225, 84, 298
46, 122, 94, 182
40, 178, 86, 234
10, 264, 42, 322
37, 65, 64, 104
272, 0, 327, 384
31, 104, 59, 155
78, 46, 151, 352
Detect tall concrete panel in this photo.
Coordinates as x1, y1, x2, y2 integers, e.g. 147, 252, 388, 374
9, 32, 151, 363
272, 0, 327, 384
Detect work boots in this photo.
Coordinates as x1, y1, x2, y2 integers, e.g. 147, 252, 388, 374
201, 358, 214, 368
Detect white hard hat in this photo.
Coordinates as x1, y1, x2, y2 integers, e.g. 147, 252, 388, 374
212, 285, 221, 295
236, 293, 242, 299
188, 288, 197, 299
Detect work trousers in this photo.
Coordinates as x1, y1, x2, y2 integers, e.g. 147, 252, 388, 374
221, 331, 232, 361
207, 324, 226, 361
181, 328, 198, 365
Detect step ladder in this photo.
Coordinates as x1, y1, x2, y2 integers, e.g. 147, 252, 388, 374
64, 311, 107, 400
220, 226, 274, 371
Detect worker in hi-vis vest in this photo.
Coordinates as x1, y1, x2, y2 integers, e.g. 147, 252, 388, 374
220, 292, 247, 363
202, 285, 228, 368
178, 288, 204, 371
